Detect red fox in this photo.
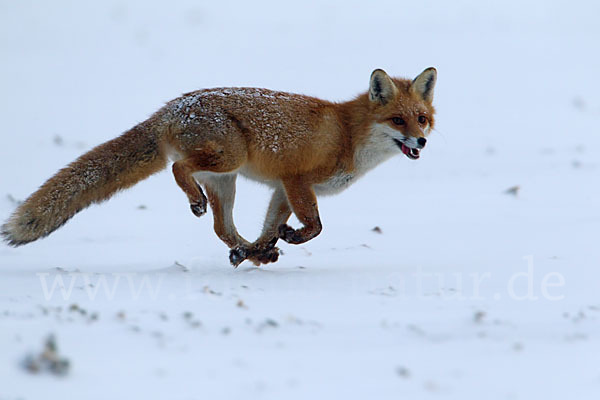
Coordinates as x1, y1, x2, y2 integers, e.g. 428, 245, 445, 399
1, 68, 436, 266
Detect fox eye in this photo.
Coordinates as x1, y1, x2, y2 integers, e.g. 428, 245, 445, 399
418, 115, 427, 124
391, 117, 405, 126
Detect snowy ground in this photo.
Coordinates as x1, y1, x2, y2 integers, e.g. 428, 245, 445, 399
1, 0, 600, 398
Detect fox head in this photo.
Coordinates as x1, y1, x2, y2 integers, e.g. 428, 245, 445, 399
368, 67, 437, 160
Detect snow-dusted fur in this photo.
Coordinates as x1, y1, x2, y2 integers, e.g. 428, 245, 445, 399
1, 121, 167, 245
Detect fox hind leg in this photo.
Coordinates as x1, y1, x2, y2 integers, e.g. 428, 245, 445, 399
233, 187, 292, 266
171, 139, 247, 218
203, 174, 252, 253
172, 160, 208, 217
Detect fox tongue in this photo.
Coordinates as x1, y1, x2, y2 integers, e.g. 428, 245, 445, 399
400, 143, 420, 160
401, 143, 411, 156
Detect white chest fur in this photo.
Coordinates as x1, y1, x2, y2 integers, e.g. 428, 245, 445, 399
314, 126, 397, 195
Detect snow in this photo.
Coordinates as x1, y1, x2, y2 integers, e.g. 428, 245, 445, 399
1, 0, 600, 399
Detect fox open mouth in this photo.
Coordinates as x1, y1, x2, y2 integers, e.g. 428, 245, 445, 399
393, 139, 420, 160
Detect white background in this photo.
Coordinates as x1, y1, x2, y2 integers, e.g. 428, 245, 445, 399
1, 1, 600, 399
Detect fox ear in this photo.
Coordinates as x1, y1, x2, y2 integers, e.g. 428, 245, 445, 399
369, 69, 397, 105
410, 67, 437, 103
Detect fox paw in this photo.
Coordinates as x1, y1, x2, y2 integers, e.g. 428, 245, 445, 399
190, 199, 207, 217
189, 184, 207, 217
248, 247, 280, 265
278, 224, 303, 244
229, 247, 249, 267
229, 238, 280, 267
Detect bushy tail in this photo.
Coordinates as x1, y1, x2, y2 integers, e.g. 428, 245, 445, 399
2, 122, 167, 246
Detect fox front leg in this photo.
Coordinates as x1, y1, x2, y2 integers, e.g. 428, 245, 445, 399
232, 179, 322, 265
278, 177, 322, 244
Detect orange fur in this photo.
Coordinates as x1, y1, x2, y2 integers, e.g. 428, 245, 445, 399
2, 68, 437, 266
